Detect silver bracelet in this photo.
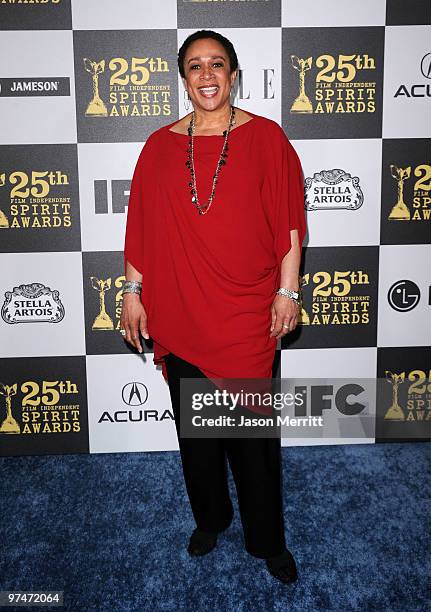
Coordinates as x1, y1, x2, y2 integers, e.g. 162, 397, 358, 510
276, 287, 300, 306
123, 280, 142, 295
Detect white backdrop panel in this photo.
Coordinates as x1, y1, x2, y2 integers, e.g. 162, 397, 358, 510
0, 31, 76, 145
293, 138, 382, 247
78, 142, 143, 252
377, 244, 431, 347
0, 252, 85, 358
383, 25, 431, 139
177, 27, 282, 124
71, 0, 178, 30
281, 0, 386, 27
280, 346, 377, 446
86, 354, 177, 454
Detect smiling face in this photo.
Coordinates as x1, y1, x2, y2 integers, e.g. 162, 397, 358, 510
182, 38, 237, 113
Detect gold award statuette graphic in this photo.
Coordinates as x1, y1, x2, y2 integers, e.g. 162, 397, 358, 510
0, 383, 20, 435
91, 277, 114, 330
290, 55, 313, 114
297, 274, 310, 326
84, 58, 108, 117
384, 371, 405, 421
389, 165, 411, 221
0, 172, 9, 228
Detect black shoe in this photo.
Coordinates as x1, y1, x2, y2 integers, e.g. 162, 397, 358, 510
187, 528, 218, 557
265, 548, 298, 584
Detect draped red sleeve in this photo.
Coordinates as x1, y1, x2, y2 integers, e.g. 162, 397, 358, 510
123, 134, 155, 276
261, 121, 307, 270
123, 133, 169, 378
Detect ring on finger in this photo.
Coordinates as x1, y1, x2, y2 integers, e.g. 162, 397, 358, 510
282, 323, 289, 329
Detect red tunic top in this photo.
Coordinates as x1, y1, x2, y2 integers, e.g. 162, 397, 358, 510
124, 111, 306, 382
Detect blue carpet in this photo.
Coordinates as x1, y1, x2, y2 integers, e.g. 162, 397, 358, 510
1, 443, 430, 612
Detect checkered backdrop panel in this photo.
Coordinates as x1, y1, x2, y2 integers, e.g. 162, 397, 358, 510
0, 0, 430, 456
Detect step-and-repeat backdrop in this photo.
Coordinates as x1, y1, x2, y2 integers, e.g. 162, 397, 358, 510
0, 1, 430, 456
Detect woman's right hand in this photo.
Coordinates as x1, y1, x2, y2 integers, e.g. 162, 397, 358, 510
120, 293, 149, 354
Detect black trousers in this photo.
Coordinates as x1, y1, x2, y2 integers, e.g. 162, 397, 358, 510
164, 352, 287, 559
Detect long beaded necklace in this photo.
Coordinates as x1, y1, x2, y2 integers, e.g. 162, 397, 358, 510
186, 105, 236, 215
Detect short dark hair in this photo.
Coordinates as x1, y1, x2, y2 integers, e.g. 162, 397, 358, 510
177, 30, 239, 78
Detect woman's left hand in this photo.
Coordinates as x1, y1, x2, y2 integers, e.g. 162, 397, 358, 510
269, 294, 299, 339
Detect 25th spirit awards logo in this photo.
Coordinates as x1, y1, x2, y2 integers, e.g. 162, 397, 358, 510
290, 52, 376, 115
0, 0, 71, 32
0, 168, 71, 230
384, 370, 431, 423
74, 30, 177, 141
82, 56, 171, 118
388, 164, 431, 222
0, 173, 7, 228
297, 269, 370, 327
0, 378, 82, 436
305, 169, 363, 211
1, 283, 65, 324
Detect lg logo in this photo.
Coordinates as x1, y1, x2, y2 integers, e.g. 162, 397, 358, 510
387, 280, 429, 312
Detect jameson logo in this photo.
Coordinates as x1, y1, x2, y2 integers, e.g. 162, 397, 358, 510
394, 52, 431, 99
1, 283, 65, 324
290, 53, 377, 115
305, 169, 363, 211
388, 164, 431, 222
0, 378, 82, 436
297, 270, 370, 327
90, 275, 125, 331
384, 370, 431, 423
0, 169, 71, 230
83, 56, 171, 118
0, 78, 69, 98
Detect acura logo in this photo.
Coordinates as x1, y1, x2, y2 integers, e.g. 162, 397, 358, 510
122, 382, 148, 406
420, 53, 431, 79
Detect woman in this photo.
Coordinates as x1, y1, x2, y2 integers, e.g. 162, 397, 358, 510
120, 30, 307, 585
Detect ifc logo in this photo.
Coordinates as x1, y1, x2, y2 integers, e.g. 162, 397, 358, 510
387, 280, 420, 312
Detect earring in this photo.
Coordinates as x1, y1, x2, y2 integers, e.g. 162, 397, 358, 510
184, 90, 191, 112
